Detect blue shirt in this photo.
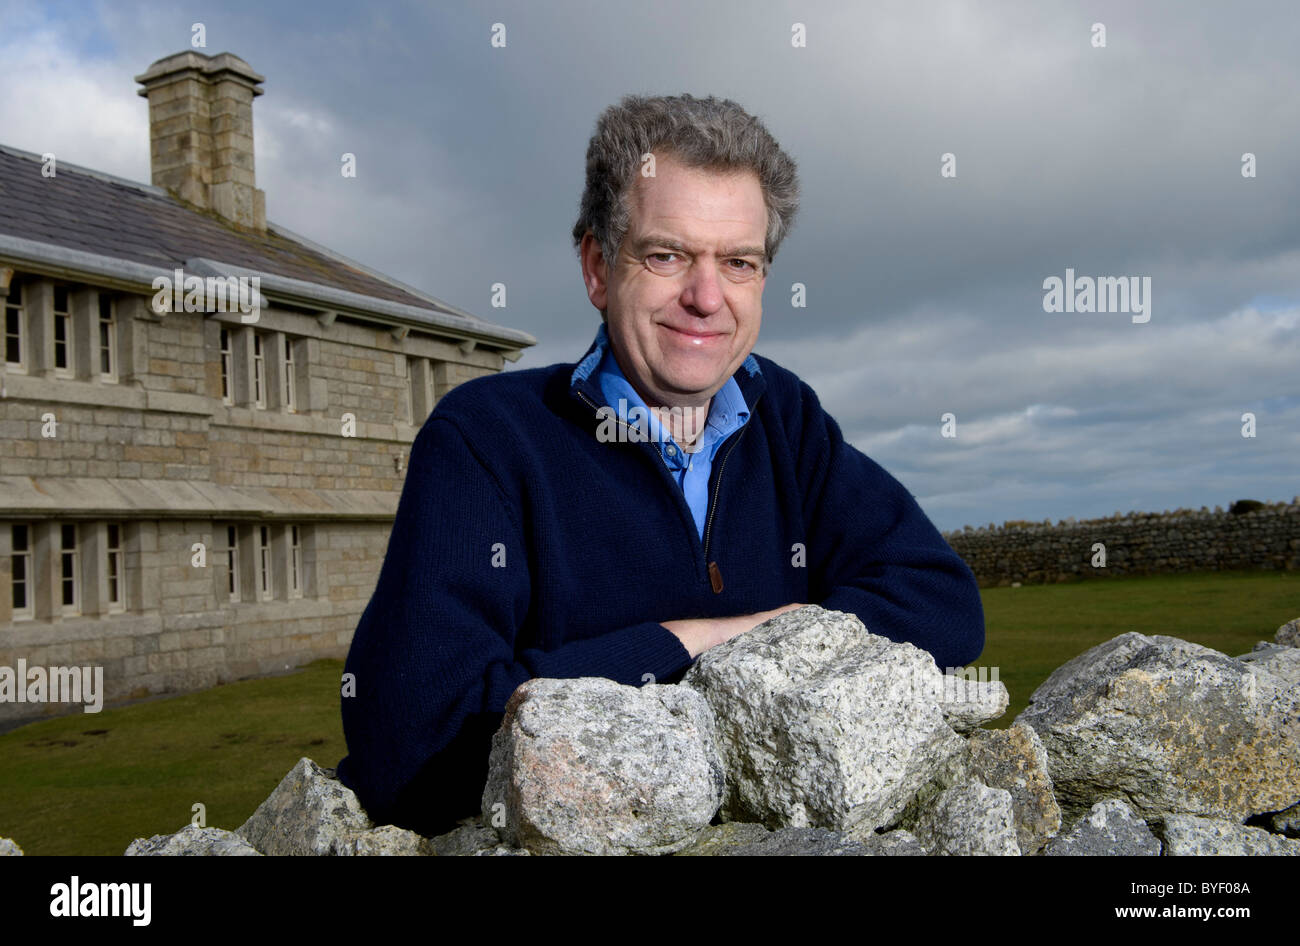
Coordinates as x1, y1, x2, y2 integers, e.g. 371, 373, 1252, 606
591, 323, 750, 540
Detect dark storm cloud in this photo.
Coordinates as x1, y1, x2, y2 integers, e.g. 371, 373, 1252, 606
2, 0, 1295, 529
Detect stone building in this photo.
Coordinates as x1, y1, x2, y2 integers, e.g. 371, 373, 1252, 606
0, 51, 535, 724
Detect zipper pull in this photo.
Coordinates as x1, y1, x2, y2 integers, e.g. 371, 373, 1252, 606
708, 561, 724, 594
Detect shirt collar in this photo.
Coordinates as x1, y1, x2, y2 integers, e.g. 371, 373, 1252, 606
571, 321, 758, 421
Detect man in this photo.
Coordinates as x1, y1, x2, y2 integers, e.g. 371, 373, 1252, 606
337, 93, 984, 836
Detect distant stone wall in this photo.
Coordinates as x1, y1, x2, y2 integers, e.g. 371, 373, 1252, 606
943, 501, 1300, 587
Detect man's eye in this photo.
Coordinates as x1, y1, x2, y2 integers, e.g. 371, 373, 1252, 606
729, 259, 753, 271
645, 253, 685, 274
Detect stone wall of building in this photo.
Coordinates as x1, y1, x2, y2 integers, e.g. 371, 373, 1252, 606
0, 520, 394, 715
1, 275, 507, 725
943, 500, 1300, 587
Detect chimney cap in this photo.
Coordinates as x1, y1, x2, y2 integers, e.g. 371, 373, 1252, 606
135, 51, 265, 97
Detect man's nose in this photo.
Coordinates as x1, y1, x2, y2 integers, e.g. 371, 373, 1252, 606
680, 258, 726, 315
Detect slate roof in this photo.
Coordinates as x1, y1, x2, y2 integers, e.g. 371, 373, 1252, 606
0, 143, 483, 323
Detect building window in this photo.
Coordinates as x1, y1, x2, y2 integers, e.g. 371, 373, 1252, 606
219, 328, 233, 405
258, 524, 271, 598
4, 281, 23, 369
98, 295, 117, 380
60, 522, 79, 614
283, 335, 296, 412
53, 286, 73, 376
220, 331, 308, 412
105, 522, 124, 612
409, 357, 439, 424
227, 524, 240, 601
404, 357, 413, 422
289, 524, 302, 598
11, 523, 33, 620
253, 332, 266, 408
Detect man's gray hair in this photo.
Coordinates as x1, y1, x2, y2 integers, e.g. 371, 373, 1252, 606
571, 93, 800, 277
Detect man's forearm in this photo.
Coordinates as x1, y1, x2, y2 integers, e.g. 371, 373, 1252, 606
662, 602, 807, 658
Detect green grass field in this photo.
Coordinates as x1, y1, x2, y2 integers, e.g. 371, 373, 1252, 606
980, 569, 1297, 726
1, 569, 1296, 855
0, 661, 348, 857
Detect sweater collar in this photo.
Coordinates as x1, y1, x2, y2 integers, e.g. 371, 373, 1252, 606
568, 321, 765, 414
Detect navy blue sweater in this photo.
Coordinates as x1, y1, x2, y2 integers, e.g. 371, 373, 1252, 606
337, 332, 985, 834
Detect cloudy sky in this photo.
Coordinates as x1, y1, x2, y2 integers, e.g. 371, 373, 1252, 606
2, 0, 1295, 533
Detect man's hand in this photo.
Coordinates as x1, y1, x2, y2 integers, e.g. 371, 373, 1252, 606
661, 603, 808, 659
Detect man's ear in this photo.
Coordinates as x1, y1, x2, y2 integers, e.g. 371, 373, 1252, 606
579, 232, 610, 311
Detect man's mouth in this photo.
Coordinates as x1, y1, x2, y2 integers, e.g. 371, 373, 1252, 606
661, 324, 726, 341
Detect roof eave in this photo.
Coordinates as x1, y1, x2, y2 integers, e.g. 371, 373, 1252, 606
0, 234, 536, 352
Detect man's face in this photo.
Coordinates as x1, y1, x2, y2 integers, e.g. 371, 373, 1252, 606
581, 152, 768, 410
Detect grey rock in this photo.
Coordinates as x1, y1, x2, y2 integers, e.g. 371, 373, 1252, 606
1015, 632, 1300, 824
858, 828, 928, 856
878, 734, 972, 836
1239, 642, 1287, 658
427, 818, 531, 856
481, 676, 724, 856
673, 821, 774, 855
125, 824, 262, 856
1152, 815, 1300, 855
939, 673, 1010, 733
1266, 802, 1300, 838
333, 823, 432, 856
967, 723, 1061, 854
1025, 632, 1210, 708
1041, 799, 1160, 856
429, 820, 504, 856
677, 821, 924, 856
910, 781, 1021, 856
706, 826, 871, 856
1239, 645, 1300, 687
682, 605, 966, 835
0, 838, 23, 856
235, 756, 415, 856
677, 823, 872, 856
1277, 617, 1300, 648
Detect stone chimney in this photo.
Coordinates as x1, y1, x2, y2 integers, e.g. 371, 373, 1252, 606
135, 51, 267, 230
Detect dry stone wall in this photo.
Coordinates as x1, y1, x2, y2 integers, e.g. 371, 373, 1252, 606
943, 500, 1300, 587
4, 605, 1287, 857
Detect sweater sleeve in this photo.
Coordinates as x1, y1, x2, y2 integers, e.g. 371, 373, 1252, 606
793, 380, 986, 670
338, 414, 693, 831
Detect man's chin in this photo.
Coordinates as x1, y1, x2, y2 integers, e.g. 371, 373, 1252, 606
654, 377, 728, 405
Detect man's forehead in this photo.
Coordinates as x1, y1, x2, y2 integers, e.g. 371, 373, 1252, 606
628, 160, 766, 252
